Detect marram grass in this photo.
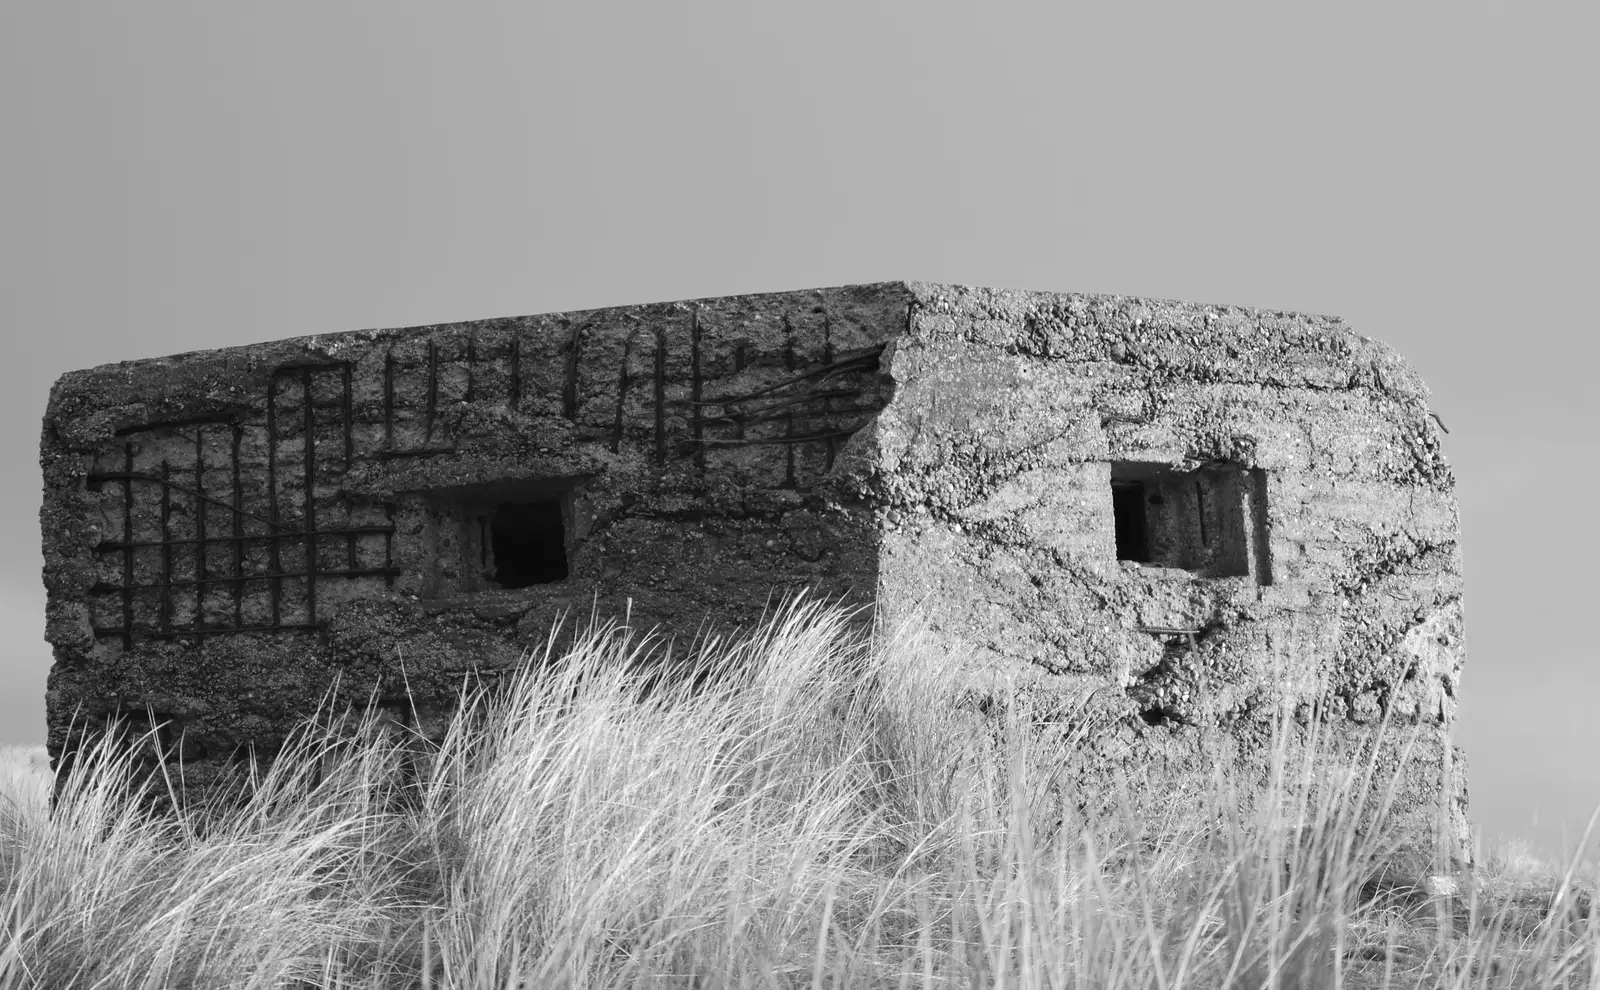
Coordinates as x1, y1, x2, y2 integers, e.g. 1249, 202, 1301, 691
0, 598, 1595, 989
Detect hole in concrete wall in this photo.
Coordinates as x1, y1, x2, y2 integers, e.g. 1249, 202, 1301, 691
1110, 462, 1255, 578
1138, 707, 1171, 726
489, 501, 568, 588
1112, 482, 1150, 562
422, 477, 585, 596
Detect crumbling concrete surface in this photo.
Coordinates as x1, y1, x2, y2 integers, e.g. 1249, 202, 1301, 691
39, 281, 1467, 857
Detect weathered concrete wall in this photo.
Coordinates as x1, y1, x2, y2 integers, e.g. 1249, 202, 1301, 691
40, 280, 1467, 854
41, 284, 906, 792
864, 283, 1465, 850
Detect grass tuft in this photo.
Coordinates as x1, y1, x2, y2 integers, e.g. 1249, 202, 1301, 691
1, 598, 1593, 989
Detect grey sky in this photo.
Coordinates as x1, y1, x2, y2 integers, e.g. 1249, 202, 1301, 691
3, 1, 1596, 862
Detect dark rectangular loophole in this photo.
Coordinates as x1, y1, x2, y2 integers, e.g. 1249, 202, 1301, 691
1110, 461, 1257, 578
1112, 481, 1150, 562
489, 501, 568, 588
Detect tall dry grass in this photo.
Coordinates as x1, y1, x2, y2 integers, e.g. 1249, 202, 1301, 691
0, 597, 1594, 989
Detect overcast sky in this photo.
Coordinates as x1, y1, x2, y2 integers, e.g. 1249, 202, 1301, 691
3, 1, 1596, 864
